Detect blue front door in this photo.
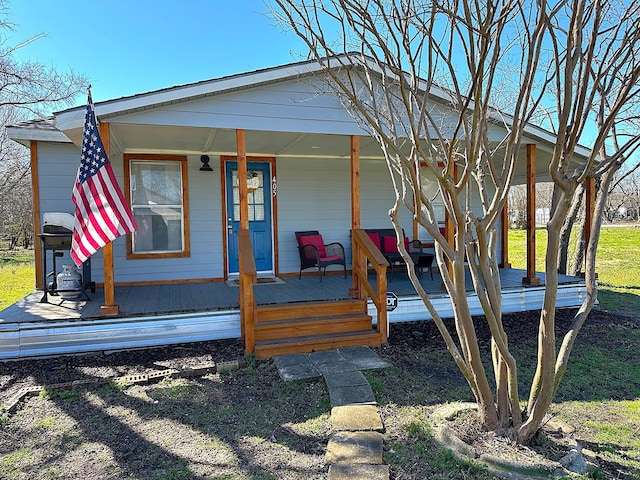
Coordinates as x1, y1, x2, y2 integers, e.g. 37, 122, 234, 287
226, 161, 273, 276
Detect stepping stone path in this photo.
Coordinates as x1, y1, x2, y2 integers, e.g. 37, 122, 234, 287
274, 346, 391, 480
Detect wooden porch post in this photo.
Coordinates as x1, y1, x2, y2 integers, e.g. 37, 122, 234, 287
499, 198, 511, 268
351, 135, 361, 230
99, 122, 120, 315
236, 128, 255, 351
30, 141, 43, 290
237, 129, 249, 231
522, 144, 540, 286
351, 135, 361, 296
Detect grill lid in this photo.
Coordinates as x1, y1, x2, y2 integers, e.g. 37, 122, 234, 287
43, 212, 75, 234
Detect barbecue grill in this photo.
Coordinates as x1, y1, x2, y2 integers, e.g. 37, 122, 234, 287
39, 213, 94, 303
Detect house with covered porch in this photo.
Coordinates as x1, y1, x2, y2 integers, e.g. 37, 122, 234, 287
1, 57, 590, 361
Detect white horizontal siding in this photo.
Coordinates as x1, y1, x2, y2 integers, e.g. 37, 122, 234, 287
276, 156, 415, 275
36, 145, 225, 284
276, 157, 352, 274
37, 143, 78, 216
111, 153, 224, 283
111, 77, 512, 143
113, 80, 371, 136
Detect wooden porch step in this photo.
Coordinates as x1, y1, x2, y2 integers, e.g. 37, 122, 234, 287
255, 299, 366, 322
254, 330, 382, 360
254, 313, 373, 341
250, 299, 380, 359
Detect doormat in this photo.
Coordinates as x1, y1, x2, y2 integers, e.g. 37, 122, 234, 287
226, 277, 285, 287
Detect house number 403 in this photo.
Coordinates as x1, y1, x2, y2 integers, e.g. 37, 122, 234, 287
272, 176, 277, 197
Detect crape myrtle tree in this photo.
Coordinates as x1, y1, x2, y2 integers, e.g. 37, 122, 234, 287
272, 0, 640, 443
536, 0, 640, 443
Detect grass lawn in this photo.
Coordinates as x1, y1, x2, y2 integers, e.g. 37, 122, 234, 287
0, 249, 35, 310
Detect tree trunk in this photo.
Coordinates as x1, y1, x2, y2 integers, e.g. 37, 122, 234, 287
559, 182, 584, 274
570, 222, 586, 276
518, 190, 572, 443
554, 171, 616, 395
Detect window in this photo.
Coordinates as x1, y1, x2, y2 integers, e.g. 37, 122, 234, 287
231, 170, 265, 222
125, 154, 190, 259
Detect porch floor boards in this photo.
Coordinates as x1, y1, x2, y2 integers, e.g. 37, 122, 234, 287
1, 268, 582, 324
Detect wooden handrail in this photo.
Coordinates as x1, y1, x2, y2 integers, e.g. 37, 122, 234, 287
238, 229, 257, 353
351, 229, 389, 343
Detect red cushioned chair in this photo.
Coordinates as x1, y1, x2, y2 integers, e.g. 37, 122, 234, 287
295, 230, 347, 282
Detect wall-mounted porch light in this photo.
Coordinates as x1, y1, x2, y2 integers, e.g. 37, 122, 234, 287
247, 171, 259, 192
200, 155, 213, 171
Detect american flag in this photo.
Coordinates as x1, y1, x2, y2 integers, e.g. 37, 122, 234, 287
71, 92, 137, 267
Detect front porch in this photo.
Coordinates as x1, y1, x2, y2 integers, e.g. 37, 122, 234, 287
0, 267, 585, 361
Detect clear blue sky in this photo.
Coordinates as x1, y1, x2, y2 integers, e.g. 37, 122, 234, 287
8, 1, 306, 111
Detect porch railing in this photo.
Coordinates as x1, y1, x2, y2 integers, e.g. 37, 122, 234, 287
238, 229, 257, 353
351, 229, 389, 343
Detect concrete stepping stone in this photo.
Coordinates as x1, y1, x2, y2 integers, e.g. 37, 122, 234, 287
309, 349, 349, 365
328, 383, 376, 407
273, 348, 392, 479
328, 463, 390, 480
323, 370, 370, 389
331, 404, 384, 432
273, 353, 321, 381
325, 431, 384, 464
272, 347, 391, 381
311, 352, 360, 375
338, 346, 392, 370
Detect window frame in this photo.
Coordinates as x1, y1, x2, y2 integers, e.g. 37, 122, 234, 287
124, 153, 190, 260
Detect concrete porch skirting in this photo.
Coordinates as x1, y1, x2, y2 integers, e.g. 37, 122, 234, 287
0, 305, 241, 360
0, 275, 586, 361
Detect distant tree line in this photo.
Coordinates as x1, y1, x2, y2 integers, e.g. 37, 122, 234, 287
0, 0, 86, 250
510, 168, 640, 231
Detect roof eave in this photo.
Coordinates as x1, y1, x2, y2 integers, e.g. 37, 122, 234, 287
6, 126, 72, 146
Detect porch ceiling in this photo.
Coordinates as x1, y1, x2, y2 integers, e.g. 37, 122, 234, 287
108, 123, 554, 184
110, 124, 385, 159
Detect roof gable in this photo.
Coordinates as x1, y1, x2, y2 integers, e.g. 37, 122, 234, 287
7, 54, 590, 160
